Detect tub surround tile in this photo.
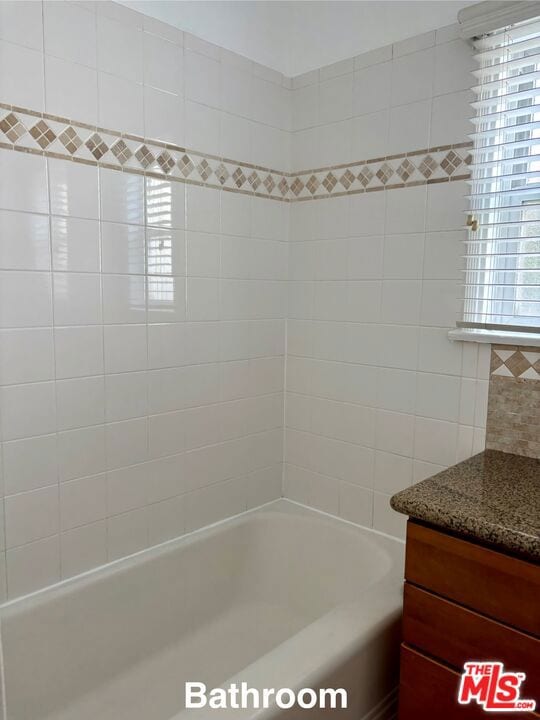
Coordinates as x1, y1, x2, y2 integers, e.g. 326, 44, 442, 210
391, 450, 540, 560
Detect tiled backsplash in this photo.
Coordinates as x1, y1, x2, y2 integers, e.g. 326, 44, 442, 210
486, 347, 540, 459
0, 0, 490, 599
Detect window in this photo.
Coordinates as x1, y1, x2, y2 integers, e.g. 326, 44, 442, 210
462, 16, 540, 333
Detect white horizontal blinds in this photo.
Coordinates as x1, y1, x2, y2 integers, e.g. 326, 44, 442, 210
463, 17, 540, 331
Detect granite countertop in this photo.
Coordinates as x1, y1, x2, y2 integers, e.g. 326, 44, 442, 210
390, 450, 540, 561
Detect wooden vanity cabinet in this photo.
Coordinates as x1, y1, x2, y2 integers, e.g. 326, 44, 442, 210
398, 521, 540, 719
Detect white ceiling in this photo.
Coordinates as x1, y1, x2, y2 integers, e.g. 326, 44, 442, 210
121, 0, 476, 77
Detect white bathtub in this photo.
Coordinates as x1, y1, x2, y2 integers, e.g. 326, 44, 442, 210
0, 500, 404, 720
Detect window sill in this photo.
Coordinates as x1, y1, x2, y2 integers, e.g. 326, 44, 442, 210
448, 328, 540, 347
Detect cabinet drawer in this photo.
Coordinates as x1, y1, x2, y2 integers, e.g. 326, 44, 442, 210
403, 583, 540, 701
398, 644, 539, 720
405, 521, 540, 636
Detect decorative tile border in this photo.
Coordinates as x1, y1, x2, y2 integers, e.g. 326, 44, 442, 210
0, 102, 472, 202
490, 346, 540, 381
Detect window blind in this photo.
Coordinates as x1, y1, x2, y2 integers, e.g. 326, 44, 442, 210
462, 16, 540, 332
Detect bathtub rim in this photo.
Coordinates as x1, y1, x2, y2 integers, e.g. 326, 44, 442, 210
0, 498, 405, 613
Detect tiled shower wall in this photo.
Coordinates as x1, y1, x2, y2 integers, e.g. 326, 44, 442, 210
284, 27, 490, 537
0, 2, 493, 600
0, 0, 288, 600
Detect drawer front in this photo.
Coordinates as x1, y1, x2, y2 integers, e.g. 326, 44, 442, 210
398, 645, 539, 720
405, 521, 540, 636
403, 583, 540, 702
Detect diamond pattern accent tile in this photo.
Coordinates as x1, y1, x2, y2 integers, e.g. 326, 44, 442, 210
419, 154, 438, 178
179, 154, 194, 177
157, 150, 175, 174
396, 158, 415, 182
135, 144, 154, 168
376, 163, 393, 185
0, 107, 475, 204
111, 139, 132, 164
306, 174, 320, 194
290, 178, 304, 196
490, 347, 540, 379
59, 127, 82, 154
506, 351, 535, 378
86, 132, 108, 160
441, 150, 462, 175
340, 169, 355, 189
278, 177, 289, 196
197, 159, 212, 181
263, 174, 276, 193
29, 120, 56, 149
322, 172, 337, 193
0, 112, 26, 142
357, 166, 374, 187
215, 163, 229, 184
248, 171, 261, 190
232, 167, 246, 188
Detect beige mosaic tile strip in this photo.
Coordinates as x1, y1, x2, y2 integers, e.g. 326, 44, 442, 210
0, 103, 472, 202
486, 375, 540, 459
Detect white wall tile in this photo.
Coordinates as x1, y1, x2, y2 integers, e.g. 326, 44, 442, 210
53, 272, 102, 325
0, 210, 50, 271
3, 434, 58, 494
48, 159, 99, 219
58, 425, 106, 482
391, 47, 434, 106
388, 99, 431, 155
105, 417, 148, 470
143, 85, 184, 146
373, 491, 407, 539
6, 536, 60, 599
44, 1, 97, 67
107, 507, 148, 560
353, 61, 391, 116
102, 274, 146, 324
98, 72, 144, 136
351, 110, 389, 160
0, 328, 54, 385
56, 376, 105, 431
142, 31, 182, 95
0, 1, 44, 51
5, 486, 59, 548
185, 49, 220, 108
0, 150, 48, 214
45, 55, 98, 123
414, 416, 458, 466
0, 39, 44, 109
434, 39, 474, 96
103, 324, 147, 373
51, 217, 100, 272
97, 13, 142, 82
54, 326, 104, 379
184, 100, 220, 156
61, 520, 107, 578
59, 474, 107, 530
105, 371, 148, 422
0, 381, 57, 441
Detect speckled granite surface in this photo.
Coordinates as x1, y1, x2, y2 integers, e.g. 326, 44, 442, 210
390, 450, 540, 561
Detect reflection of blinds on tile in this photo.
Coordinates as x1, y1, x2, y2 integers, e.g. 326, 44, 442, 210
462, 16, 540, 332
146, 177, 174, 304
